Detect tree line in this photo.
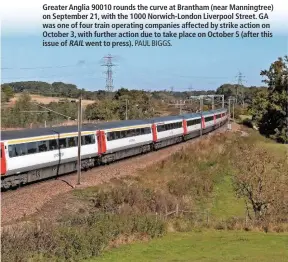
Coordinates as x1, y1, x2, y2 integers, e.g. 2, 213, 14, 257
1, 56, 287, 143
0, 88, 157, 128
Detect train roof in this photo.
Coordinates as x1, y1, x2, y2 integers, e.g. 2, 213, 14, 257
149, 115, 183, 123
0, 119, 151, 141
0, 125, 97, 141
96, 119, 150, 130
0, 109, 228, 141
182, 113, 201, 119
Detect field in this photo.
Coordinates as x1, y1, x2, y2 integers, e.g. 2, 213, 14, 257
7, 93, 95, 106
88, 230, 288, 262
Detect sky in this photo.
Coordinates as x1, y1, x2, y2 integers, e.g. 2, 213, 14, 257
1, 0, 288, 92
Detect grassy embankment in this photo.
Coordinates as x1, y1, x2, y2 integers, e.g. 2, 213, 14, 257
2, 127, 287, 262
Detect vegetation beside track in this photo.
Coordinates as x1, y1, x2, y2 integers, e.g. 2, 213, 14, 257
1, 127, 287, 262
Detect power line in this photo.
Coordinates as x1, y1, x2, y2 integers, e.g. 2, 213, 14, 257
235, 71, 245, 106
1, 72, 105, 81
1, 61, 96, 70
101, 54, 116, 93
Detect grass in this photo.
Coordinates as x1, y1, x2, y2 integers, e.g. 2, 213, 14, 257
239, 114, 252, 120
246, 128, 287, 158
3, 128, 287, 262
86, 230, 288, 262
210, 175, 245, 220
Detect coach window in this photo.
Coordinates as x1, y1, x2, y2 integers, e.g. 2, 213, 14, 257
107, 132, 113, 141
59, 138, 67, 148
144, 127, 151, 134
157, 125, 164, 132
49, 139, 58, 151
84, 135, 91, 144
114, 131, 120, 140
27, 142, 38, 154
82, 135, 95, 145
38, 141, 48, 152
8, 145, 15, 157
125, 130, 131, 137
119, 131, 124, 139
9, 144, 27, 157
68, 137, 76, 147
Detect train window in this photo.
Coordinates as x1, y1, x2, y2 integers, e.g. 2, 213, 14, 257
114, 131, 120, 139
38, 141, 48, 152
111, 133, 115, 141
59, 138, 67, 149
144, 127, 151, 134
83, 135, 95, 145
27, 142, 38, 154
9, 144, 27, 157
8, 145, 14, 157
119, 131, 125, 139
49, 139, 58, 151
126, 130, 131, 137
205, 116, 213, 122
75, 137, 78, 145
68, 137, 77, 147
107, 132, 114, 141
157, 124, 165, 132
187, 119, 199, 126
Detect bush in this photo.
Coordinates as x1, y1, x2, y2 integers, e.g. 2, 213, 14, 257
242, 118, 254, 128
1, 213, 166, 262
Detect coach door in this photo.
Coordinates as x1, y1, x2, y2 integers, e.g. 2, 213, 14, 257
97, 131, 106, 155
0, 142, 7, 175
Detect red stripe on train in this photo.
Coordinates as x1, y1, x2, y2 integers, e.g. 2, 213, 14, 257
152, 124, 157, 142
183, 119, 187, 135
1, 142, 7, 175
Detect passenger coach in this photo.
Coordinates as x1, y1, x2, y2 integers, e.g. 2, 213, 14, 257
1, 108, 228, 189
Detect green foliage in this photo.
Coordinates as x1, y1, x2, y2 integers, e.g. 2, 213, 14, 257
216, 84, 267, 106
250, 56, 288, 143
248, 88, 269, 123
3, 81, 107, 100
85, 88, 156, 121
85, 99, 119, 121
1, 84, 14, 102
2, 130, 288, 262
1, 93, 78, 128
1, 213, 166, 262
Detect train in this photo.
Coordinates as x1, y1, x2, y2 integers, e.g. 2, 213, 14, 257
0, 108, 228, 189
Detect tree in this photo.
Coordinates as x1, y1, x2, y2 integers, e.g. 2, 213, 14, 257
85, 100, 119, 121
249, 88, 269, 124
1, 84, 14, 102
257, 56, 288, 143
233, 143, 288, 222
